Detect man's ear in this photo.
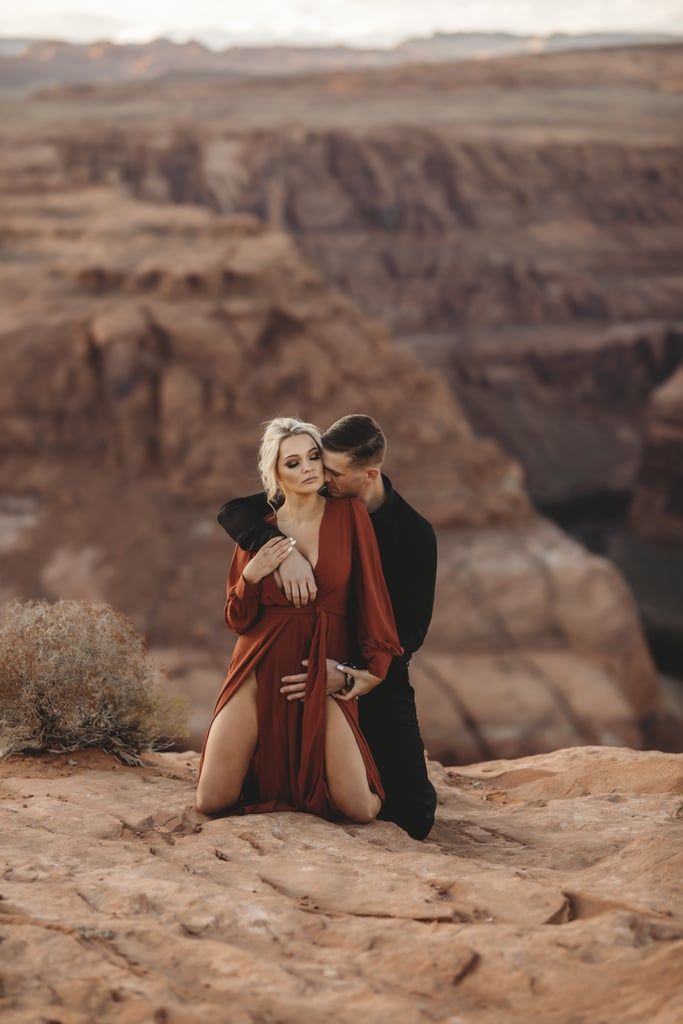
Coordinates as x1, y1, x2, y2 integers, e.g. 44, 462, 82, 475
365, 467, 380, 484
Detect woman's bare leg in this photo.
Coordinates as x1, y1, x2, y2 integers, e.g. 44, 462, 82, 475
195, 672, 258, 814
325, 695, 382, 823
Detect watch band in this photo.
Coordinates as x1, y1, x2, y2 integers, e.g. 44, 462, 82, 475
341, 671, 355, 693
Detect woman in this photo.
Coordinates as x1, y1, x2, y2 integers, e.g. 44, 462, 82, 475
196, 416, 403, 823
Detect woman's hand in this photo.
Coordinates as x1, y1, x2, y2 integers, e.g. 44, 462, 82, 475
242, 536, 296, 585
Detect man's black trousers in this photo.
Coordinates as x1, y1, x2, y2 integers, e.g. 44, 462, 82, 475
359, 676, 437, 841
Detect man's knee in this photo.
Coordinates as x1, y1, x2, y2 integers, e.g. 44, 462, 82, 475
379, 781, 437, 840
404, 808, 436, 841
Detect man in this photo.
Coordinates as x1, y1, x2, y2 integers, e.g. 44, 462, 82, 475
217, 414, 438, 840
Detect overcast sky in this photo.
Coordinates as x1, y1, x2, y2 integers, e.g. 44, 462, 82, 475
3, 0, 683, 47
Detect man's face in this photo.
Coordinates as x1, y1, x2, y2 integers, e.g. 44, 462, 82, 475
322, 448, 375, 497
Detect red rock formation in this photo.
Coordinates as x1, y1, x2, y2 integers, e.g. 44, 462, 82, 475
439, 323, 683, 505
606, 366, 683, 662
4, 41, 679, 754
627, 364, 683, 546
415, 521, 660, 764
0, 189, 520, 526
17, 42, 679, 510
0, 186, 664, 759
2, 34, 679, 93
1, 744, 682, 1021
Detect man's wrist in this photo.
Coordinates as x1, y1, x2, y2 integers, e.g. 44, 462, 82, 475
336, 662, 359, 694
339, 673, 355, 694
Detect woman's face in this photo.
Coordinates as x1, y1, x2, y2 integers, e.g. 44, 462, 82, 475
276, 433, 324, 498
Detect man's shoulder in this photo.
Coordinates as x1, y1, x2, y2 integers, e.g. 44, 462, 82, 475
391, 488, 436, 539
218, 491, 270, 511
217, 491, 271, 525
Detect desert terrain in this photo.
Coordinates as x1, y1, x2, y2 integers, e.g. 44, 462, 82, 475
2, 35, 683, 1024
1, 744, 682, 1022
1, 41, 682, 753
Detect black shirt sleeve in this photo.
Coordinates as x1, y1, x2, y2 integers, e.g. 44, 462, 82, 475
399, 519, 437, 658
216, 492, 285, 553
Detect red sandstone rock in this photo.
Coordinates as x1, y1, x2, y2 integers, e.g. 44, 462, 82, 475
0, 745, 681, 1022
2, 44, 681, 514
0, 187, 665, 760
627, 364, 683, 546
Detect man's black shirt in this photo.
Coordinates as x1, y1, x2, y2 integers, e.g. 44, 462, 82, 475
216, 475, 437, 685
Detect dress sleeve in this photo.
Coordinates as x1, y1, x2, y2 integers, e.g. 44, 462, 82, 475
349, 498, 403, 680
224, 543, 263, 635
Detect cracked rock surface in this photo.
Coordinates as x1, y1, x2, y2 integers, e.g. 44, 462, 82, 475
1, 745, 682, 1022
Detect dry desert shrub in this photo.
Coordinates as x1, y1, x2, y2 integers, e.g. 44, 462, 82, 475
0, 598, 190, 764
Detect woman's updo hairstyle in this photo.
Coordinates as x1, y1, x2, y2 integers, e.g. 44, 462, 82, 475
258, 417, 322, 511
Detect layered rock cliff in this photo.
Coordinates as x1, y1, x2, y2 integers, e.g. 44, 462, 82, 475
0, 187, 664, 760
627, 363, 683, 547
607, 365, 683, 664
1, 43, 678, 756
0, 188, 520, 526
12, 42, 679, 510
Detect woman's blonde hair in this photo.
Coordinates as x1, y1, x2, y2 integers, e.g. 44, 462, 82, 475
258, 417, 322, 508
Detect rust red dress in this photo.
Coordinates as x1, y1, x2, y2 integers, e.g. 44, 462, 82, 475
197, 496, 403, 819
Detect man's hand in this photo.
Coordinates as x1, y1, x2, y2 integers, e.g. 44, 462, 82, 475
332, 665, 383, 701
274, 547, 318, 607
279, 659, 382, 701
280, 658, 346, 700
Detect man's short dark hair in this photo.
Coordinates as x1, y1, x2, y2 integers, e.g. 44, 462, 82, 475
321, 415, 386, 468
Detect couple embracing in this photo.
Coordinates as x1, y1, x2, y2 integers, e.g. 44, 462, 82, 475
196, 414, 438, 840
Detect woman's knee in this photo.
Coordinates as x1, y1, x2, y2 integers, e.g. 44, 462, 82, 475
194, 770, 242, 815
349, 792, 382, 824
196, 770, 244, 811
195, 790, 226, 816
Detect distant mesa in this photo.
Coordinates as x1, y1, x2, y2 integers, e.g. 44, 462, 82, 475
0, 29, 681, 92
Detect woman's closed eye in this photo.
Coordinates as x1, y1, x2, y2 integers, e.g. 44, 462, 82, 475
285, 451, 320, 468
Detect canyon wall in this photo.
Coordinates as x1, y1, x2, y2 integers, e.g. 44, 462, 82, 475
44, 104, 683, 507
1, 43, 680, 758
0, 185, 663, 761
